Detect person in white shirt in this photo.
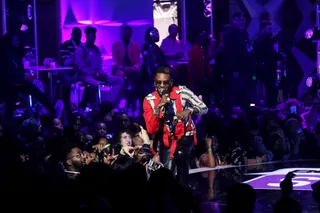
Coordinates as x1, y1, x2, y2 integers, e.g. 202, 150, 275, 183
160, 24, 184, 62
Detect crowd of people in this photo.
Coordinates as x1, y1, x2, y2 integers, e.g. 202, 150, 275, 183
0, 9, 319, 213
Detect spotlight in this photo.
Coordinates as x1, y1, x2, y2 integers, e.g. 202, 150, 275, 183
27, 5, 33, 20
305, 28, 314, 39
305, 27, 320, 40
306, 77, 313, 88
20, 24, 28, 31
203, 0, 212, 18
306, 75, 320, 88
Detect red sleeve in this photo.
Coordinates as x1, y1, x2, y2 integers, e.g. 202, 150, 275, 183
143, 98, 161, 135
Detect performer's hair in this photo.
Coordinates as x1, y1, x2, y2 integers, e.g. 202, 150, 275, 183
154, 67, 172, 78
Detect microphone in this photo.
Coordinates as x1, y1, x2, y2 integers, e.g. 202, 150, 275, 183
162, 90, 170, 102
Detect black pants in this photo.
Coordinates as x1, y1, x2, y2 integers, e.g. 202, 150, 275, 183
4, 82, 54, 119
160, 136, 194, 187
261, 78, 278, 108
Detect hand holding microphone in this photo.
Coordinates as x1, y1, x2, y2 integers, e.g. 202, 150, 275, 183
157, 90, 170, 109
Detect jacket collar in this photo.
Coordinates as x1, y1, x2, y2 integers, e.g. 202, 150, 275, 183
153, 86, 180, 100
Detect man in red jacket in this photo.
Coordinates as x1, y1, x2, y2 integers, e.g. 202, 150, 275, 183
143, 67, 208, 186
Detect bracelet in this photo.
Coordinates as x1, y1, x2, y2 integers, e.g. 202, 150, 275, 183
208, 148, 212, 152
120, 148, 125, 155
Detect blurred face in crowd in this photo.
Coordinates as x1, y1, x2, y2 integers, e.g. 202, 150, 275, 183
233, 16, 246, 30
98, 137, 111, 154
120, 132, 132, 147
86, 32, 96, 45
53, 118, 64, 133
119, 114, 131, 128
83, 151, 94, 165
12, 36, 20, 48
169, 24, 178, 38
155, 73, 172, 95
96, 122, 107, 137
150, 28, 160, 42
72, 28, 82, 44
84, 134, 93, 148
66, 147, 84, 171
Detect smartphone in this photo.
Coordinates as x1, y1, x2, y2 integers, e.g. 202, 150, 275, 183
147, 159, 163, 171
290, 106, 297, 114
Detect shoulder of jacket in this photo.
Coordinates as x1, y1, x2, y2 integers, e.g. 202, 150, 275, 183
176, 85, 188, 92
145, 93, 156, 100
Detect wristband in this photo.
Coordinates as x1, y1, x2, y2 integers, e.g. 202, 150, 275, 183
120, 148, 125, 155
208, 148, 212, 152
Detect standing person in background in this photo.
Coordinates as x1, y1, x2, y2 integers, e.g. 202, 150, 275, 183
254, 21, 279, 108
211, 25, 229, 108
112, 25, 140, 76
60, 27, 83, 67
223, 12, 256, 111
112, 26, 141, 115
141, 27, 167, 85
189, 30, 212, 106
161, 24, 184, 63
141, 27, 167, 110
161, 24, 189, 87
59, 27, 83, 111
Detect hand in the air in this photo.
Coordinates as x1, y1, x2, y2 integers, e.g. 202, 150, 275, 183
139, 126, 150, 143
205, 137, 213, 148
121, 146, 135, 158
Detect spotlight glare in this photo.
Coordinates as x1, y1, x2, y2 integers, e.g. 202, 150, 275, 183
27, 5, 33, 20
306, 77, 313, 87
305, 28, 314, 39
20, 24, 28, 31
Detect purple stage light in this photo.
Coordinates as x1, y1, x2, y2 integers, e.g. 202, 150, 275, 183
306, 77, 313, 87
78, 20, 93, 25
61, 0, 153, 55
127, 19, 152, 26
305, 28, 314, 39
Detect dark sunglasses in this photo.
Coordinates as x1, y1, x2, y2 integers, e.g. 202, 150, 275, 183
155, 80, 171, 86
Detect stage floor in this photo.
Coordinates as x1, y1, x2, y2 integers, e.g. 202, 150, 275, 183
189, 159, 320, 213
